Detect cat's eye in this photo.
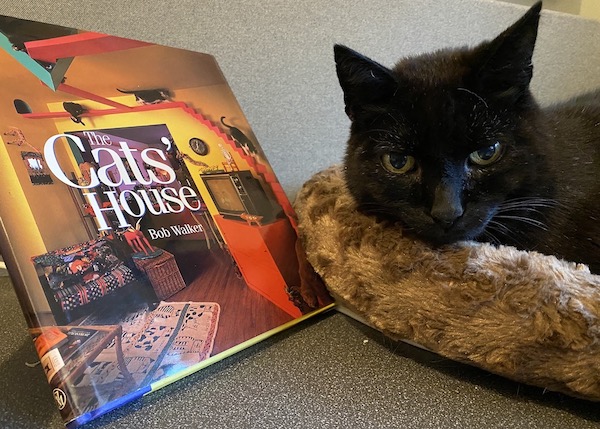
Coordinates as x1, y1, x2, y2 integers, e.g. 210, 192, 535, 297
381, 152, 416, 174
469, 142, 503, 166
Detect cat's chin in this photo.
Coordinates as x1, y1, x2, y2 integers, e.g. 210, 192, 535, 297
358, 204, 491, 246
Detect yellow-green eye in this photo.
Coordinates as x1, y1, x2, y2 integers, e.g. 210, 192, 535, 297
381, 152, 416, 174
469, 142, 503, 166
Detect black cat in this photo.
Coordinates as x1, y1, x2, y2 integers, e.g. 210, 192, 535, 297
334, 2, 600, 273
63, 102, 87, 125
117, 88, 171, 104
220, 116, 258, 156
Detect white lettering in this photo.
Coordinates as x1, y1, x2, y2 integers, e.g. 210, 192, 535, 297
179, 186, 201, 211
148, 227, 171, 239
44, 134, 99, 189
44, 133, 201, 233
83, 191, 131, 230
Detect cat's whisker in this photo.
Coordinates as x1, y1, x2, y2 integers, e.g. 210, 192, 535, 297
485, 221, 530, 249
487, 220, 512, 235
486, 222, 514, 240
498, 197, 564, 211
498, 203, 558, 211
386, 112, 401, 125
495, 207, 546, 217
498, 202, 556, 210
457, 87, 489, 109
493, 214, 549, 231
361, 128, 399, 137
494, 198, 563, 223
481, 230, 501, 245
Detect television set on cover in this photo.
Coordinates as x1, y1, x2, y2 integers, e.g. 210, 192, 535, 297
201, 171, 281, 224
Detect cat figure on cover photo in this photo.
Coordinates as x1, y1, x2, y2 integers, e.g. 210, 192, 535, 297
63, 102, 87, 125
334, 2, 600, 273
117, 88, 171, 104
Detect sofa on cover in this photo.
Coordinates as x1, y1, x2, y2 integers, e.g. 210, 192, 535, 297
32, 239, 137, 324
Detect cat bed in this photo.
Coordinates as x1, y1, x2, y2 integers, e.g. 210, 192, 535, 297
294, 166, 600, 401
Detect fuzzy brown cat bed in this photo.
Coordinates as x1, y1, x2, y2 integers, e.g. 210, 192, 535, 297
295, 166, 600, 401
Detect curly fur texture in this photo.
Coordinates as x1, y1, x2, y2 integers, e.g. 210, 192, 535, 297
295, 166, 600, 401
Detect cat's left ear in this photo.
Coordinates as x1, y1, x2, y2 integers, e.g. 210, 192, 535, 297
472, 1, 542, 104
334, 44, 397, 121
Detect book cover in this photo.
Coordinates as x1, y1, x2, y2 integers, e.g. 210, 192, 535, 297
0, 15, 332, 428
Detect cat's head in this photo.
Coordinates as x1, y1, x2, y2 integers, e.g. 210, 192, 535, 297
335, 2, 547, 245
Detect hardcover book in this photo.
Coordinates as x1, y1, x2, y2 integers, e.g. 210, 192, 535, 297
0, 15, 332, 428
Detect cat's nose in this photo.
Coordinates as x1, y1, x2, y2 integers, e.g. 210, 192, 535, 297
430, 182, 463, 229
431, 207, 463, 229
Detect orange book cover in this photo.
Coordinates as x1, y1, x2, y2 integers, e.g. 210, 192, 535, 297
0, 15, 332, 428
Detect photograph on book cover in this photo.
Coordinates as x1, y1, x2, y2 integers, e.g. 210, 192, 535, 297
0, 15, 332, 428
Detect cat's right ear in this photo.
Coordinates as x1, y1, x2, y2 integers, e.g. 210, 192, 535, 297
334, 44, 397, 121
471, 2, 542, 104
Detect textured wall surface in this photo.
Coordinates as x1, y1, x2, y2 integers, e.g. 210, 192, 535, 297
1, 0, 599, 196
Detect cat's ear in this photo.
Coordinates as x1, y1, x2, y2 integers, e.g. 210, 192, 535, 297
334, 44, 397, 120
472, 1, 542, 103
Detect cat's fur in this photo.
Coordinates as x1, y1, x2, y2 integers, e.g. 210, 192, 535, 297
117, 88, 171, 104
335, 2, 600, 273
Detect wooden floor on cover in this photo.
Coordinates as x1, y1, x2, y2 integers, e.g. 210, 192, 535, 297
166, 244, 295, 355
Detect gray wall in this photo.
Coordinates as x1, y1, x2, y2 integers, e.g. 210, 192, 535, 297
1, 0, 599, 196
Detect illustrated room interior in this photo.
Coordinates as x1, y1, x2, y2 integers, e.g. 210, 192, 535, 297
0, 23, 314, 414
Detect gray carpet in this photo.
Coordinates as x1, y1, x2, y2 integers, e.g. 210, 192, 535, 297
1, 276, 598, 429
